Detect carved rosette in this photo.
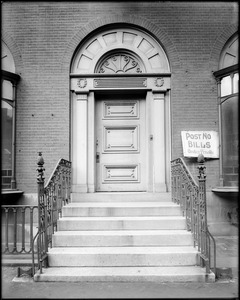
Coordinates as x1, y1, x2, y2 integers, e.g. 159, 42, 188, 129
155, 77, 164, 87
98, 54, 143, 74
142, 79, 147, 87
77, 78, 87, 88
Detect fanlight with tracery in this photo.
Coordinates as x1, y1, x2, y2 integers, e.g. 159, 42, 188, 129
97, 54, 143, 74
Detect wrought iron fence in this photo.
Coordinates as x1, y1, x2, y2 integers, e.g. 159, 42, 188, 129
171, 155, 216, 275
1, 205, 38, 254
32, 152, 71, 275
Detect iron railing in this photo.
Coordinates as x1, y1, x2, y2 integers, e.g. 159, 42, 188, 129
1, 205, 38, 254
32, 152, 71, 275
171, 155, 216, 275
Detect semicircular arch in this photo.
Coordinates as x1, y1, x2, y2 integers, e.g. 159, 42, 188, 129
60, 14, 181, 73
71, 26, 170, 74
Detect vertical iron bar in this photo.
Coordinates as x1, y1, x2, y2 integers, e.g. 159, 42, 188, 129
59, 166, 63, 217
21, 207, 25, 252
50, 187, 54, 237
4, 208, 9, 253
197, 154, 209, 270
13, 208, 17, 253
44, 192, 48, 268
30, 207, 33, 253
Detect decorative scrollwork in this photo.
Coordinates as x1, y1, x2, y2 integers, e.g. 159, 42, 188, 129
36, 153, 71, 273
37, 152, 45, 184
171, 156, 215, 273
98, 54, 143, 74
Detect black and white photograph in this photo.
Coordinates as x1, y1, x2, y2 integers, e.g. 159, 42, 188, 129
1, 1, 238, 298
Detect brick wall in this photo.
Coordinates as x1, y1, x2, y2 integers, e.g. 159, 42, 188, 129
2, 1, 238, 193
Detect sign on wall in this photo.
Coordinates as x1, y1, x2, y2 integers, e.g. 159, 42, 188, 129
181, 131, 219, 158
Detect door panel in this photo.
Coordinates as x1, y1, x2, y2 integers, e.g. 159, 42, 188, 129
96, 95, 146, 191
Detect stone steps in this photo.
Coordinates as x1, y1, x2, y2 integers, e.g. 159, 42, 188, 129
52, 229, 193, 247
57, 216, 186, 230
47, 246, 199, 267
71, 192, 172, 202
62, 202, 181, 217
34, 266, 214, 282
34, 193, 215, 282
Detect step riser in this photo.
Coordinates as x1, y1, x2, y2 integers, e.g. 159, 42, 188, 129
33, 192, 215, 282
71, 193, 172, 202
52, 235, 193, 247
57, 219, 186, 230
34, 266, 215, 283
48, 253, 198, 267
34, 274, 211, 283
62, 207, 181, 217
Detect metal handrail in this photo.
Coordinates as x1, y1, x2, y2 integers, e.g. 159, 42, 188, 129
171, 156, 216, 275
32, 152, 71, 276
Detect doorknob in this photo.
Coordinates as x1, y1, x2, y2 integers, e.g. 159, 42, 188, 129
96, 152, 100, 163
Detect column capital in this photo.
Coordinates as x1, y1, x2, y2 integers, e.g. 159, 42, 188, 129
76, 93, 88, 101
152, 92, 165, 101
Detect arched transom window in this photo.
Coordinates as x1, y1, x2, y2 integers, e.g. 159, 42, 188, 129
71, 27, 170, 74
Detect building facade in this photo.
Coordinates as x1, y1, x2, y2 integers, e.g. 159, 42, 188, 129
1, 1, 238, 235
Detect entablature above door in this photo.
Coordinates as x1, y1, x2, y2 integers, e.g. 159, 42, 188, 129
70, 74, 171, 94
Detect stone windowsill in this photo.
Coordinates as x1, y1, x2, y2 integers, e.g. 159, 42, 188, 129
212, 186, 239, 194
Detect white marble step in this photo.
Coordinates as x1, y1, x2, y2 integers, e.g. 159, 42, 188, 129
34, 266, 215, 282
47, 246, 199, 267
71, 192, 172, 202
62, 202, 181, 217
57, 216, 186, 230
52, 230, 193, 247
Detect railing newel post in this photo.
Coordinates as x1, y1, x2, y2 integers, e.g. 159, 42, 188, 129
197, 154, 210, 273
37, 151, 46, 271
2, 155, 71, 276
171, 156, 216, 277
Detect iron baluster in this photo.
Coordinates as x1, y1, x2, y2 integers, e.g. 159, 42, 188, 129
32, 154, 71, 276
4, 208, 9, 253
13, 208, 17, 253
171, 155, 216, 276
21, 207, 25, 253
29, 207, 34, 253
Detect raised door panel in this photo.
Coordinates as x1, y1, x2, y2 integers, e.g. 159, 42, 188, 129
96, 96, 146, 191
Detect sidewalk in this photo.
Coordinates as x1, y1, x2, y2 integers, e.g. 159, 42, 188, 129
1, 235, 239, 299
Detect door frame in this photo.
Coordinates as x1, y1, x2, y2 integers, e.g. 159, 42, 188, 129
95, 91, 147, 192
70, 75, 171, 193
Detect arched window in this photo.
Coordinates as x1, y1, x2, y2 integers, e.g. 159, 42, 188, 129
1, 41, 20, 189
213, 33, 238, 187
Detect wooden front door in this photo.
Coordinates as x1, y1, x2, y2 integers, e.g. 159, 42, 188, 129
96, 93, 146, 191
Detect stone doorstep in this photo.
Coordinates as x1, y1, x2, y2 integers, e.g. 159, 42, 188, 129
33, 266, 215, 283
